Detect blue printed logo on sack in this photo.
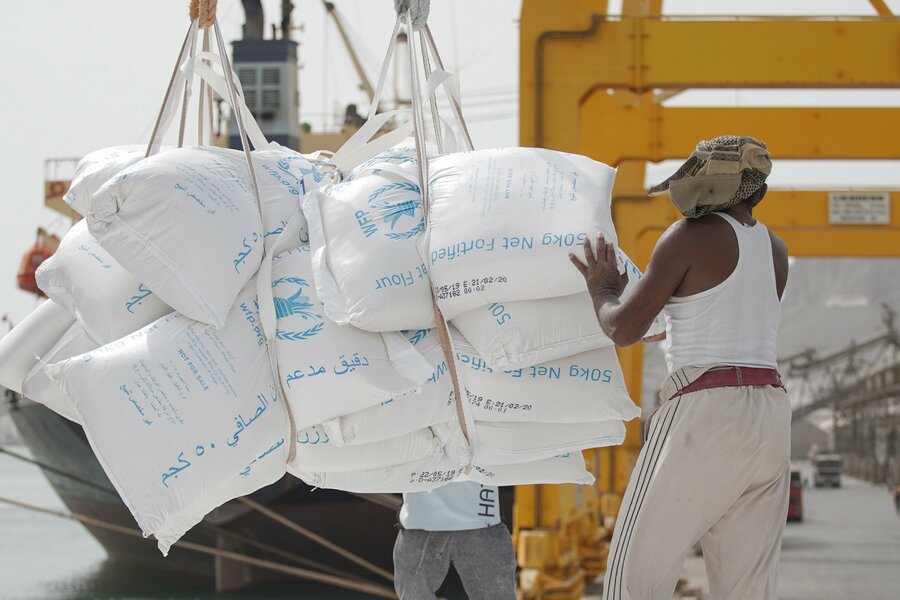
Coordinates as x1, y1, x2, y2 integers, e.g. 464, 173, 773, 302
262, 158, 325, 197
365, 181, 425, 241
272, 277, 324, 341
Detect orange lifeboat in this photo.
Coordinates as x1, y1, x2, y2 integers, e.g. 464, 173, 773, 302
17, 233, 54, 296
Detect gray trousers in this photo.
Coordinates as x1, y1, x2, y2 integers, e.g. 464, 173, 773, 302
393, 523, 517, 600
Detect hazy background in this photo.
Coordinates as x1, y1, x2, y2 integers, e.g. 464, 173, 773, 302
0, 0, 898, 326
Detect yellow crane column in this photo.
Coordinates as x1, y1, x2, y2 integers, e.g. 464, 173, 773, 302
517, 1, 900, 597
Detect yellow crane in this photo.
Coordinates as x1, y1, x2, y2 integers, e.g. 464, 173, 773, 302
515, 1, 900, 597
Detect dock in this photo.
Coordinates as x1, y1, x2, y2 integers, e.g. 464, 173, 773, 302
676, 469, 900, 600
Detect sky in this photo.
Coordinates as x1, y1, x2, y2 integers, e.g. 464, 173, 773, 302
0, 0, 898, 324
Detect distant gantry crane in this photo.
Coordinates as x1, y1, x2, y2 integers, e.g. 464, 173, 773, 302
784, 305, 900, 485
517, 1, 900, 597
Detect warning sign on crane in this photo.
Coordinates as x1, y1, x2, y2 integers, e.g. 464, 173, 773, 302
828, 192, 890, 225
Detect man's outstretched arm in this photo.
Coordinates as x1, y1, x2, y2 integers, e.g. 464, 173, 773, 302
569, 223, 691, 347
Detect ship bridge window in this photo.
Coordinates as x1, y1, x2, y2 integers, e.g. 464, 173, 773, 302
262, 68, 280, 86
244, 90, 257, 111
238, 68, 257, 87
262, 89, 280, 110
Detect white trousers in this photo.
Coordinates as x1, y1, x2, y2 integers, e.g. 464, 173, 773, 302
603, 375, 791, 600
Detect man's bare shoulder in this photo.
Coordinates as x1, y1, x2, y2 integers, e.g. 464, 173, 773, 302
767, 227, 788, 259
657, 214, 727, 250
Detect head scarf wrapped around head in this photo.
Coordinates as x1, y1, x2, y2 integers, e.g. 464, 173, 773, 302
647, 135, 772, 218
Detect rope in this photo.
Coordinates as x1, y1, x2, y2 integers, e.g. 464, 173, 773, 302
237, 497, 395, 582
189, 0, 199, 21
0, 445, 117, 498
0, 444, 375, 583
198, 0, 217, 29
394, 0, 430, 30
0, 495, 397, 599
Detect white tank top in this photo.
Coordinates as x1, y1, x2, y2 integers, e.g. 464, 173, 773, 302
663, 212, 781, 373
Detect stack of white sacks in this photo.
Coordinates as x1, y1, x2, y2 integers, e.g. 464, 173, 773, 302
0, 137, 659, 554
302, 141, 662, 493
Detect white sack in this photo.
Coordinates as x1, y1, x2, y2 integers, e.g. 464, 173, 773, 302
35, 220, 172, 344
452, 332, 639, 424
292, 419, 470, 492
0, 300, 74, 394
464, 452, 595, 486
473, 420, 625, 466
85, 145, 322, 329
305, 170, 434, 331
45, 282, 289, 554
425, 148, 618, 319
289, 424, 444, 472
345, 138, 419, 182
64, 146, 154, 216
22, 323, 97, 423
321, 329, 456, 446
271, 247, 434, 429
451, 249, 665, 369
295, 453, 465, 493
252, 145, 324, 249
87, 147, 264, 328
298, 436, 597, 490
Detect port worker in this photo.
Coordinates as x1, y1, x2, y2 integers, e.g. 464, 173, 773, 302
570, 136, 790, 599
393, 482, 516, 599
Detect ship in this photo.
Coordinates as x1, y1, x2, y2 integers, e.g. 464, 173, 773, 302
8, 391, 406, 591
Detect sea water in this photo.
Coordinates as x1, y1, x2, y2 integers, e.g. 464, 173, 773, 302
0, 446, 373, 600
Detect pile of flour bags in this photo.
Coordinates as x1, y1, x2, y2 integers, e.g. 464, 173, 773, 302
0, 138, 661, 554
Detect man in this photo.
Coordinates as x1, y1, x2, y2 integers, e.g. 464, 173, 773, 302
570, 136, 790, 599
393, 481, 516, 599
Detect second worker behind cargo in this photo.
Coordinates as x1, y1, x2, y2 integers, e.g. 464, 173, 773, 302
570, 135, 790, 600
393, 481, 516, 600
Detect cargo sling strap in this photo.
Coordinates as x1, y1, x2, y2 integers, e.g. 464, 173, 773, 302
147, 5, 476, 466
400, 10, 478, 465
148, 5, 302, 461
307, 11, 476, 467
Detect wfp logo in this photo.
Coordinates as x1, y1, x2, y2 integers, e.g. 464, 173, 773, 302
271, 277, 324, 341
368, 181, 425, 241
278, 157, 326, 183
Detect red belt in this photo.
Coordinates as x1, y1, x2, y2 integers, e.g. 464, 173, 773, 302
674, 366, 785, 398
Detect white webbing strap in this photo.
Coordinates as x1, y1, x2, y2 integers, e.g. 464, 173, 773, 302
423, 25, 474, 151
177, 24, 199, 148
328, 15, 415, 175
402, 11, 473, 462
255, 210, 311, 460
210, 18, 298, 461
418, 31, 444, 153
146, 19, 199, 157
367, 15, 404, 121
145, 20, 271, 156
188, 55, 269, 151
418, 68, 464, 153
329, 110, 414, 174
145, 18, 299, 459
197, 28, 213, 147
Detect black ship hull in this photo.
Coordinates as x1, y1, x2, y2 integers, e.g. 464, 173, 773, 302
8, 396, 404, 591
